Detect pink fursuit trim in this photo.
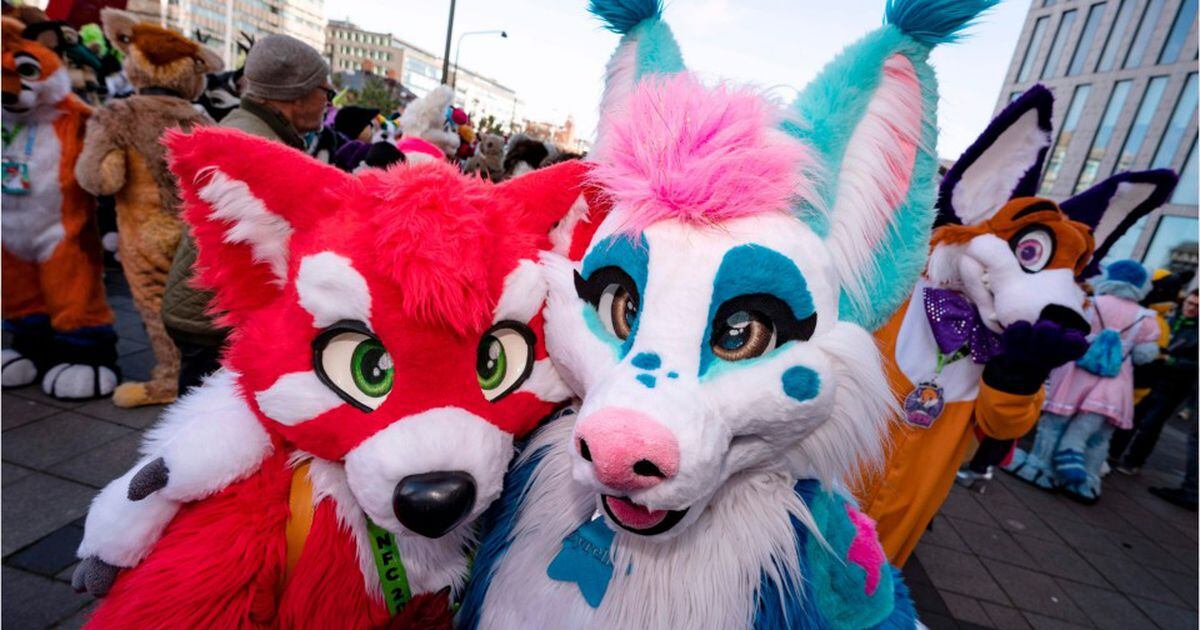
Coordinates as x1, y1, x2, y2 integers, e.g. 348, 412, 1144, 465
591, 73, 813, 232
845, 504, 885, 596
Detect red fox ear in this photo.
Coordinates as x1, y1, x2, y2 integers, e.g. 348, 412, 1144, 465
165, 126, 353, 326
496, 159, 591, 243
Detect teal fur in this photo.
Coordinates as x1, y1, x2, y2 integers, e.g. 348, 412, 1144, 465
631, 352, 661, 370
589, 0, 662, 34
885, 0, 998, 47
785, 5, 988, 330
781, 366, 820, 402
804, 491, 896, 628
631, 19, 685, 79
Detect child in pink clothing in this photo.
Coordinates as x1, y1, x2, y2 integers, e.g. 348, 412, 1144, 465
1006, 260, 1159, 503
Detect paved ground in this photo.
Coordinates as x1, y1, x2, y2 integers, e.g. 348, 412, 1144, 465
904, 420, 1199, 629
1, 270, 1196, 628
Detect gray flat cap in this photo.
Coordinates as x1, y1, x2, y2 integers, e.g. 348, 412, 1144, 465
244, 34, 329, 101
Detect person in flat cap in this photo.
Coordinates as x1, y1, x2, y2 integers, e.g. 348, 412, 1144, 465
223, 33, 333, 147
162, 33, 332, 396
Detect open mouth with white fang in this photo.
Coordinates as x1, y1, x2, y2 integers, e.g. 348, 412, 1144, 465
601, 495, 688, 535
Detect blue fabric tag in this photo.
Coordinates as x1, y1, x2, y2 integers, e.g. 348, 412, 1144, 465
546, 515, 616, 608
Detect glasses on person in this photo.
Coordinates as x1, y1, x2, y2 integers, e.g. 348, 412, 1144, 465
324, 87, 336, 103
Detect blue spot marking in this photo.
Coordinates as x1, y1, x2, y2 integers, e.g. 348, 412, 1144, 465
581, 234, 650, 357
666, 371, 678, 379
781, 366, 820, 402
631, 352, 661, 370
700, 245, 815, 376
636, 374, 657, 389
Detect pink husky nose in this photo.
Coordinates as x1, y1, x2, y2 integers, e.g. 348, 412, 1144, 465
575, 408, 679, 491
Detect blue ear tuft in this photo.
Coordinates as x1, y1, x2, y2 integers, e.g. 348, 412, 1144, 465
885, 0, 998, 47
589, 0, 663, 35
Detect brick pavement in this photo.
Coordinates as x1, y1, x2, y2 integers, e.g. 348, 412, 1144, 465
2, 271, 1196, 628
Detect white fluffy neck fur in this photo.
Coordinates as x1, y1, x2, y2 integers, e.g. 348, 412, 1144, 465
477, 418, 818, 629
301, 456, 474, 601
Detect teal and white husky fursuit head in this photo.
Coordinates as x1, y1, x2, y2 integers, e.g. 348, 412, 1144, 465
459, 0, 997, 628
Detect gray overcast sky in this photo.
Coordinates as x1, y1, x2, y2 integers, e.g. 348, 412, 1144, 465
326, 0, 1032, 159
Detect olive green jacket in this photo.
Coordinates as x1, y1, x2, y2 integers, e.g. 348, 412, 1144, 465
161, 98, 305, 347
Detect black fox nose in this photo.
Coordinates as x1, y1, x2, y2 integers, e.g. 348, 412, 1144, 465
1038, 304, 1090, 334
392, 471, 476, 538
2, 92, 17, 105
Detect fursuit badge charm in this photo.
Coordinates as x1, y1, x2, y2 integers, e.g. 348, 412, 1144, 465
547, 511, 618, 608
903, 381, 945, 429
1, 160, 30, 195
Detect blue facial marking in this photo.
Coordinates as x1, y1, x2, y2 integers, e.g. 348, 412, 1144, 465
781, 366, 820, 402
699, 245, 815, 376
635, 374, 657, 389
581, 234, 650, 357
631, 352, 661, 370
666, 371, 678, 379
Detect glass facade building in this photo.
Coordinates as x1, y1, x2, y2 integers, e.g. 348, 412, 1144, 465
998, 0, 1198, 276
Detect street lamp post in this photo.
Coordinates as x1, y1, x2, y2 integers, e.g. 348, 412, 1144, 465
452, 30, 507, 90
440, 0, 456, 84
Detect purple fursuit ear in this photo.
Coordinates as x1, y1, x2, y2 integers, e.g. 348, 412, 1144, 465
1061, 169, 1178, 278
935, 84, 1054, 227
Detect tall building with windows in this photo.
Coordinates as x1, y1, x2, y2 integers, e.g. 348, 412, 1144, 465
125, 0, 326, 68
325, 20, 519, 129
998, 0, 1197, 274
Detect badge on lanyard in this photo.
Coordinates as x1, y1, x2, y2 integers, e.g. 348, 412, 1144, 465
902, 346, 966, 429
2, 123, 35, 196
903, 381, 945, 428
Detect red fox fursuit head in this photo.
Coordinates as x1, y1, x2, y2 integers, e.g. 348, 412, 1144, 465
72, 126, 588, 628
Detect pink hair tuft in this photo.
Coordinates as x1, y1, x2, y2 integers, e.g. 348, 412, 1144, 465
591, 73, 814, 232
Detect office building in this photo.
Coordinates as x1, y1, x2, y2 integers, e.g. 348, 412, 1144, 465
126, 0, 326, 67
325, 20, 519, 128
997, 0, 1197, 274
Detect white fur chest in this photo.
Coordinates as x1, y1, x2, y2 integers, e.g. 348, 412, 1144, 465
304, 458, 472, 601
477, 422, 806, 630
2, 120, 66, 262
895, 281, 983, 403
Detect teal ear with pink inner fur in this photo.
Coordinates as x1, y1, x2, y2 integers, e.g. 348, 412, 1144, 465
784, 0, 998, 331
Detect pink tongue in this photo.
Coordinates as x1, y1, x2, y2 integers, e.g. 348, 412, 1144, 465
605, 496, 668, 530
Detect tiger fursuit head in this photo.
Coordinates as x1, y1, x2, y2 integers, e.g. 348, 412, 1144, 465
70, 127, 589, 628
2, 16, 118, 401
860, 83, 1177, 563
458, 0, 994, 628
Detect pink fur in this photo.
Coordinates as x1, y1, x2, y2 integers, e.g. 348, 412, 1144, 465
844, 504, 885, 596
590, 73, 813, 232
874, 56, 921, 213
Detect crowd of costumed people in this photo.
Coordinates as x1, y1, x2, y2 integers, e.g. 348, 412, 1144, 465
2, 0, 1193, 628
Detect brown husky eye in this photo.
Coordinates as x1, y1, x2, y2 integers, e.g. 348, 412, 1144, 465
575, 266, 641, 342
712, 310, 776, 361
606, 285, 638, 340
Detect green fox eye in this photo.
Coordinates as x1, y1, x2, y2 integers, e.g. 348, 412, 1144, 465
314, 326, 393, 411
350, 338, 393, 398
476, 322, 536, 402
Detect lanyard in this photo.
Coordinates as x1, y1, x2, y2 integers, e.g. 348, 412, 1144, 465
933, 345, 969, 377
2, 123, 36, 159
366, 518, 412, 616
